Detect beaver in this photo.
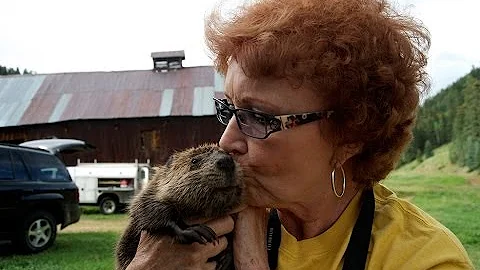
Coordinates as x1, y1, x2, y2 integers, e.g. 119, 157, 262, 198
115, 143, 244, 270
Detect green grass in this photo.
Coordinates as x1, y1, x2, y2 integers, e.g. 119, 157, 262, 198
0, 148, 478, 269
80, 205, 127, 217
0, 232, 119, 270
0, 210, 126, 270
384, 172, 480, 268
78, 212, 127, 221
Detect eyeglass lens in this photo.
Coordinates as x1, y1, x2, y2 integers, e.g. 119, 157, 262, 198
236, 111, 268, 138
214, 99, 269, 138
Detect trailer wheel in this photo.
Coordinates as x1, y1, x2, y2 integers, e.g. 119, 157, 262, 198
99, 196, 117, 215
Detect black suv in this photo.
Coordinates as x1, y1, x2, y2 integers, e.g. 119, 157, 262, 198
0, 143, 81, 253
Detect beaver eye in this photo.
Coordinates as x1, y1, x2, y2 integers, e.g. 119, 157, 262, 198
191, 158, 199, 164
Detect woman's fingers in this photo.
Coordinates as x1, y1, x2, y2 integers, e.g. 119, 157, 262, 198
198, 235, 228, 259
204, 215, 235, 237
128, 216, 234, 270
204, 262, 217, 270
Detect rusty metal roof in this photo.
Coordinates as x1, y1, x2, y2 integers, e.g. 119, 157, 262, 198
0, 66, 226, 128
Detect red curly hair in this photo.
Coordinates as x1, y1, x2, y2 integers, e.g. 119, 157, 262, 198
205, 0, 430, 184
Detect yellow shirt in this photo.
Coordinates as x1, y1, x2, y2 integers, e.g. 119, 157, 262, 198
277, 184, 474, 270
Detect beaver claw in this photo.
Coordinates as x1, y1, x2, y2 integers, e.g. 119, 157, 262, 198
170, 221, 218, 244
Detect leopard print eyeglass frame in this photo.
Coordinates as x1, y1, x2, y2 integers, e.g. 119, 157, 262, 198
213, 98, 334, 139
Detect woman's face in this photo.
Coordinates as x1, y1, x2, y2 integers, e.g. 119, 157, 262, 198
219, 61, 338, 208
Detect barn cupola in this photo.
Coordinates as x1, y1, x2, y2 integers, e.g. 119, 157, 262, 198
151, 50, 185, 72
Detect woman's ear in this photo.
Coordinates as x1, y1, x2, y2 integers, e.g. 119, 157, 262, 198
334, 142, 364, 165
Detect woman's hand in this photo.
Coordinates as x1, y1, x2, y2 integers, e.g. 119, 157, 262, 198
126, 215, 234, 270
233, 206, 270, 270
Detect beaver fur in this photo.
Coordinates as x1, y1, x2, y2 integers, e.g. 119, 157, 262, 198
115, 144, 244, 270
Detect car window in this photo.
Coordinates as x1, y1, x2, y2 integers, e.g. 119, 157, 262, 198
0, 148, 14, 180
11, 151, 29, 180
22, 151, 70, 182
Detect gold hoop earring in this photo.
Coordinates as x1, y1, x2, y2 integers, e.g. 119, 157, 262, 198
331, 165, 346, 198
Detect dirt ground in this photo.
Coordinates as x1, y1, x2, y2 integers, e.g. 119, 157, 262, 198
469, 176, 480, 186
59, 215, 129, 233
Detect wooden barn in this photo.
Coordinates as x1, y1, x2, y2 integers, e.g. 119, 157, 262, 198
0, 51, 226, 166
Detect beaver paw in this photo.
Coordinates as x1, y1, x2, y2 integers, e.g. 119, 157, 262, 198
175, 224, 218, 244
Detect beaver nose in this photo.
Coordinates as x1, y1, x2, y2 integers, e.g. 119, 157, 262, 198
216, 155, 235, 171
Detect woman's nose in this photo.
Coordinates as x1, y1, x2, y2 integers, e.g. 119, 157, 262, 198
219, 117, 247, 155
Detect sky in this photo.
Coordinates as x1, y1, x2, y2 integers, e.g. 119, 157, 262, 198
1, 0, 479, 97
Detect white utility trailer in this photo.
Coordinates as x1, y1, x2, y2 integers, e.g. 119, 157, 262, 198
67, 160, 150, 214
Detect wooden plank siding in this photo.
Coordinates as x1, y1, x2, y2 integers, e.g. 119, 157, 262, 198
0, 116, 225, 166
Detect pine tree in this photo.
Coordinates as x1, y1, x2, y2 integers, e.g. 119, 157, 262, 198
464, 137, 479, 171
451, 105, 466, 165
416, 149, 424, 163
462, 76, 480, 170
0, 65, 34, 76
424, 140, 434, 158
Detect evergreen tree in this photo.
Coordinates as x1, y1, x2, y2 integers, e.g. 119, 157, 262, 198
464, 137, 479, 171
450, 75, 480, 170
416, 149, 423, 163
451, 105, 466, 165
399, 67, 480, 172
461, 76, 480, 170
424, 140, 434, 158
0, 65, 34, 76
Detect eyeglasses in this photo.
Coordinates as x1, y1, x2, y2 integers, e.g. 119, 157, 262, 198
213, 98, 334, 139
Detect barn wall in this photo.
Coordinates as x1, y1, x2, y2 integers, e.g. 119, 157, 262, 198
0, 116, 225, 166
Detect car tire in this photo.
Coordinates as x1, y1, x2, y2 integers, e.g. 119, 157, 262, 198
99, 196, 117, 215
16, 210, 57, 253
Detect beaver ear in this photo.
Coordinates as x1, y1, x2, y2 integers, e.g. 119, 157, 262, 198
165, 155, 174, 167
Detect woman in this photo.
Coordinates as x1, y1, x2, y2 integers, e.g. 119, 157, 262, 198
126, 0, 474, 269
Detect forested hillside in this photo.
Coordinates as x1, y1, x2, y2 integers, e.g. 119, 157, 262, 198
401, 67, 480, 171
0, 65, 33, 75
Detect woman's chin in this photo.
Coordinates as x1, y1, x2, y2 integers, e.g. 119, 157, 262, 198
243, 176, 278, 207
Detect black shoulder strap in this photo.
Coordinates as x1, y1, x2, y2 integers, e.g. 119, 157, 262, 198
342, 188, 374, 270
266, 188, 375, 270
266, 209, 281, 270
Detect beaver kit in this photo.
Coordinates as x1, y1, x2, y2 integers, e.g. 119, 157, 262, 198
115, 143, 244, 270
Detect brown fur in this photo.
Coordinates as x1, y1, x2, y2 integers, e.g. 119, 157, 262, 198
115, 144, 244, 270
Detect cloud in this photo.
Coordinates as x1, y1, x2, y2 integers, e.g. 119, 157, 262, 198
1, 0, 479, 98
392, 0, 480, 95
428, 52, 477, 95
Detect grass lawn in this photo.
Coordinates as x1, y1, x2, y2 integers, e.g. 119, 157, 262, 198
0, 232, 119, 270
0, 168, 478, 269
0, 211, 127, 270
384, 171, 480, 269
